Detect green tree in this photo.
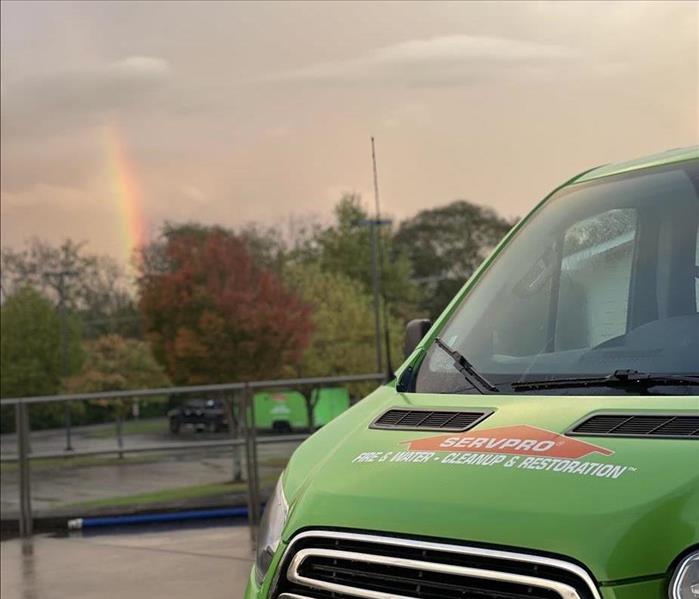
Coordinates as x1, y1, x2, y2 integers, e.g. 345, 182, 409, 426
65, 335, 172, 422
1, 238, 140, 339
295, 193, 419, 320
394, 200, 515, 319
0, 287, 82, 432
65, 335, 171, 393
285, 264, 404, 378
284, 264, 403, 418
238, 223, 288, 273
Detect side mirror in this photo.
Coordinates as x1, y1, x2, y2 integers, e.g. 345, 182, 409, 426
404, 319, 432, 357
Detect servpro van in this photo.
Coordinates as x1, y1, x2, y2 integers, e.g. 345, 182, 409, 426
246, 147, 699, 599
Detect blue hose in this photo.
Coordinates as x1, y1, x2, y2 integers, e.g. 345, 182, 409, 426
68, 506, 249, 529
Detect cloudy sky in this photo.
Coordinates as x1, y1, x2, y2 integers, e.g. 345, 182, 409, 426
2, 1, 697, 265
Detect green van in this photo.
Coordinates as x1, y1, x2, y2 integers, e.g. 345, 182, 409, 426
246, 147, 699, 599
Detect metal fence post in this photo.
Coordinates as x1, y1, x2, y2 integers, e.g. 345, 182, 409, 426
228, 392, 243, 482
116, 414, 124, 459
16, 402, 33, 537
249, 388, 260, 527
241, 384, 261, 544
241, 387, 254, 543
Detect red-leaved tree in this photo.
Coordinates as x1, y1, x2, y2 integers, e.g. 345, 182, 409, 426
138, 225, 312, 384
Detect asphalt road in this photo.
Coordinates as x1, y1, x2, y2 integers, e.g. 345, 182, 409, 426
1, 523, 254, 599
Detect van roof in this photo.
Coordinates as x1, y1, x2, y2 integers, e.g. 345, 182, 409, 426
574, 145, 698, 184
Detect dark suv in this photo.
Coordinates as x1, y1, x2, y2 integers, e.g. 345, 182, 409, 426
168, 399, 228, 434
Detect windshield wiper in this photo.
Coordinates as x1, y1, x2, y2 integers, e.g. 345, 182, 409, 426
511, 369, 699, 392
433, 338, 499, 394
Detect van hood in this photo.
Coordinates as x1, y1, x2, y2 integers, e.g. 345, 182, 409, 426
282, 386, 699, 582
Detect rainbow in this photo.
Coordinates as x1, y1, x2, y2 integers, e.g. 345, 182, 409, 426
103, 125, 147, 263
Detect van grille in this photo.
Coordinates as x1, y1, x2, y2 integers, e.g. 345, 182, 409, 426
371, 409, 492, 432
570, 414, 699, 439
273, 531, 600, 599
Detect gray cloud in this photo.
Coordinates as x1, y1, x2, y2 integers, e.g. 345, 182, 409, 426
1, 56, 173, 137
274, 35, 582, 87
1, 2, 696, 267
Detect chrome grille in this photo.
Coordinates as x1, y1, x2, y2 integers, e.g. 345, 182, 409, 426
272, 531, 601, 599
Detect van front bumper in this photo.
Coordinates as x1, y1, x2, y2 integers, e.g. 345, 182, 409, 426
244, 574, 666, 599
243, 530, 669, 599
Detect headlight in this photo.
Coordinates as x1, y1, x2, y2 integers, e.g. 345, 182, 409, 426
255, 475, 289, 586
670, 551, 699, 599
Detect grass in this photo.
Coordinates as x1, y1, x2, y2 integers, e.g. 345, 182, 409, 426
84, 418, 168, 439
0, 453, 164, 474
260, 456, 290, 469
65, 475, 277, 510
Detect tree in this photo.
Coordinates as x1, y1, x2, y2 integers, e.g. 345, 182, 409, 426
238, 223, 288, 273
1, 238, 140, 339
285, 264, 404, 378
394, 200, 515, 319
0, 287, 83, 432
284, 264, 403, 427
64, 335, 171, 426
65, 335, 171, 394
294, 194, 419, 320
138, 224, 312, 385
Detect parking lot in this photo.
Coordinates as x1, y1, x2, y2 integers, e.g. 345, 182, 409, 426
1, 523, 253, 599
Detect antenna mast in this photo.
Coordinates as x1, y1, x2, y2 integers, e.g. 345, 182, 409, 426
371, 137, 381, 220
370, 137, 393, 377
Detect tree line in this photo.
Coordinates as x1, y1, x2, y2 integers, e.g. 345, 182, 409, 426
0, 195, 514, 431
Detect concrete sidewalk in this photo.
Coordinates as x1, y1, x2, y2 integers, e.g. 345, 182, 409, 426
1, 524, 254, 598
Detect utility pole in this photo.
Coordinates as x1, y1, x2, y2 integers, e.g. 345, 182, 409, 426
43, 270, 79, 451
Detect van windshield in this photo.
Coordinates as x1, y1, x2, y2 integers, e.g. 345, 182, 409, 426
415, 161, 699, 395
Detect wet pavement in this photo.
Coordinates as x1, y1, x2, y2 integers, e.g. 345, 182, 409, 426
1, 420, 175, 458
1, 523, 253, 598
1, 418, 305, 459
2, 423, 302, 516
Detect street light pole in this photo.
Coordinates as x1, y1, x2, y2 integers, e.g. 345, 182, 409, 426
59, 274, 72, 451
43, 269, 78, 451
